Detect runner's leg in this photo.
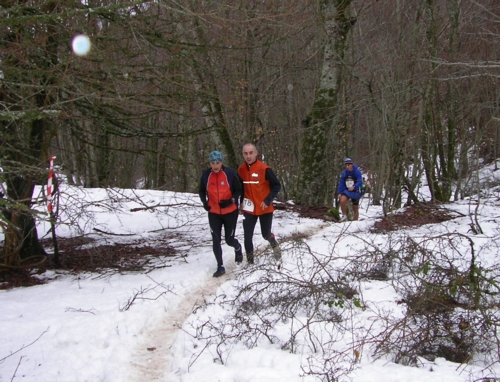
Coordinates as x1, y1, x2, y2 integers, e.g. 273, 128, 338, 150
242, 212, 258, 254
259, 212, 274, 241
339, 194, 349, 216
208, 213, 224, 267
352, 197, 360, 220
222, 210, 241, 248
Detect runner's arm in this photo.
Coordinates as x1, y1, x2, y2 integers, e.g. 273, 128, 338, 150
198, 174, 208, 204
232, 174, 243, 205
338, 171, 346, 194
264, 168, 281, 205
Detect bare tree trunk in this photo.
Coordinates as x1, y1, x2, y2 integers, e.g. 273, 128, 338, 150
296, 0, 355, 206
1, 128, 48, 266
420, 0, 461, 202
191, 49, 238, 169
178, 108, 199, 192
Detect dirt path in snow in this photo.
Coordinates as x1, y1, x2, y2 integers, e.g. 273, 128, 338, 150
129, 223, 326, 381
128, 273, 227, 381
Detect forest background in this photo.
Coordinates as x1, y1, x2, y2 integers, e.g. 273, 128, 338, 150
1, 0, 500, 267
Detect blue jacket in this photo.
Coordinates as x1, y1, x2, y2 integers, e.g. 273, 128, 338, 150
338, 164, 363, 200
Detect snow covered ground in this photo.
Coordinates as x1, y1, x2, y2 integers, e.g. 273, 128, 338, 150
1, 165, 500, 381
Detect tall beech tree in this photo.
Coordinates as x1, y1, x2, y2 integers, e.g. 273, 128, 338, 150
296, 0, 355, 206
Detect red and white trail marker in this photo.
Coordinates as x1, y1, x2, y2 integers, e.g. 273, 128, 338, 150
47, 156, 56, 213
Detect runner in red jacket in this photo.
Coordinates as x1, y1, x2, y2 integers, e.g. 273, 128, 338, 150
238, 143, 281, 264
199, 151, 243, 277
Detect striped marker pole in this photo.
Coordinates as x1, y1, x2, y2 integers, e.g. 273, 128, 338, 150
47, 156, 56, 213
47, 156, 60, 265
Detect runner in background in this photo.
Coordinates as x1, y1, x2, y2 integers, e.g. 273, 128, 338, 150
337, 157, 363, 221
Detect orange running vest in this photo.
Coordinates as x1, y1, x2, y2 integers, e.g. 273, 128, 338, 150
238, 160, 274, 216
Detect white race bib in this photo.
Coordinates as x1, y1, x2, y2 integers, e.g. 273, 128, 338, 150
346, 179, 354, 188
242, 198, 255, 212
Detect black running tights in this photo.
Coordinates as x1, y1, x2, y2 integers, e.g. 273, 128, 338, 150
242, 212, 274, 255
208, 210, 240, 267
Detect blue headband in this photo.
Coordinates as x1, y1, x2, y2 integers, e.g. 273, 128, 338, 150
209, 151, 224, 163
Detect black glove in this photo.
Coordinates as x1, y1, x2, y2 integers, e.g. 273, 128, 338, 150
203, 203, 211, 212
219, 199, 233, 208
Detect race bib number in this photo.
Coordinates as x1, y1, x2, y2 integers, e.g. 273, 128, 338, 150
242, 198, 255, 212
346, 179, 354, 188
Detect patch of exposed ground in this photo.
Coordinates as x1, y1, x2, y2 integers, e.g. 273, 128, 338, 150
0, 236, 177, 290
370, 201, 460, 233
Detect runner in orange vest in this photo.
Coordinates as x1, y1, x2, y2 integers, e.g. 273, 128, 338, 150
238, 143, 281, 264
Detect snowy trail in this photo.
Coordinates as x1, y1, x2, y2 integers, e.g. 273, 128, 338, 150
128, 222, 326, 381
128, 271, 227, 381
